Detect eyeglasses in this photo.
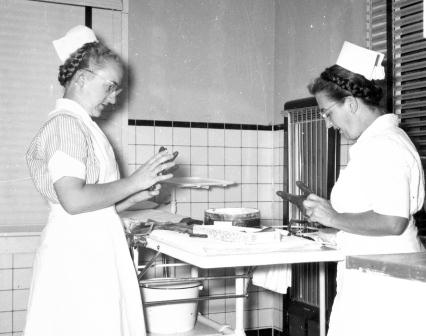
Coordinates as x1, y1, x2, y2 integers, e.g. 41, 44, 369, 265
82, 68, 122, 96
319, 102, 338, 119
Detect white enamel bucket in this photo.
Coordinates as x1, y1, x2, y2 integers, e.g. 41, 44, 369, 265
141, 279, 202, 334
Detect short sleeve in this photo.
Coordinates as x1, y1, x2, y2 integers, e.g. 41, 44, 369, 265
368, 138, 410, 218
42, 115, 88, 182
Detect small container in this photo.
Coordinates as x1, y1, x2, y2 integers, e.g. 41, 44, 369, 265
141, 279, 202, 334
204, 208, 260, 227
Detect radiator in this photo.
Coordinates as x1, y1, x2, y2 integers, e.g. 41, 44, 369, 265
284, 97, 339, 309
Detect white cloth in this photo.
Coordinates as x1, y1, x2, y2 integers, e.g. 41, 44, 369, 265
327, 114, 425, 336
252, 264, 291, 294
24, 99, 146, 336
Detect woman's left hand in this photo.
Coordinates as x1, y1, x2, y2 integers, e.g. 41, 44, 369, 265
303, 194, 338, 228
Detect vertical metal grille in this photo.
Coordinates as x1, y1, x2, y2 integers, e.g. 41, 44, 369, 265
285, 99, 339, 309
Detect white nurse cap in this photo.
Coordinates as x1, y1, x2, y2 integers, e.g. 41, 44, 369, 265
52, 25, 98, 63
336, 41, 385, 81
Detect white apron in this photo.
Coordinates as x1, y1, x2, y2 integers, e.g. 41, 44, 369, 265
326, 115, 425, 336
24, 107, 146, 336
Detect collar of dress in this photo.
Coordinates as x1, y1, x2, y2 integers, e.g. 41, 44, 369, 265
350, 113, 399, 156
51, 98, 93, 126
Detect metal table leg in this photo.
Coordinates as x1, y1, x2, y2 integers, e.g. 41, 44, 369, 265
234, 267, 246, 336
319, 262, 326, 336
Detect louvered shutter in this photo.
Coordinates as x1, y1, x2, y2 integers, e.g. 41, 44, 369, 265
394, 0, 426, 164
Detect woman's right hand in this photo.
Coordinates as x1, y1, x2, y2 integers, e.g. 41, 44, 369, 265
129, 150, 177, 191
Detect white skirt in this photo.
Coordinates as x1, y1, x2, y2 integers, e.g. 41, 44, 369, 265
24, 205, 146, 336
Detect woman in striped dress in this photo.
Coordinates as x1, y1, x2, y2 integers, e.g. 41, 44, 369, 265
24, 25, 175, 336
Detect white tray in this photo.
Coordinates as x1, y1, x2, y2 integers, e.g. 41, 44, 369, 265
164, 177, 235, 189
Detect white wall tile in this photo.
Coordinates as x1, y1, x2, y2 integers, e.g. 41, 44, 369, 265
208, 166, 225, 180
224, 148, 241, 165
273, 166, 283, 184
258, 308, 274, 328
191, 188, 208, 203
208, 188, 225, 203
136, 125, 154, 144
258, 148, 273, 166
0, 291, 12, 312
135, 145, 155, 164
127, 145, 136, 164
175, 202, 191, 217
258, 184, 274, 202
242, 202, 258, 211
208, 129, 225, 147
225, 297, 235, 312
208, 147, 225, 165
190, 202, 208, 220
224, 129, 241, 147
0, 312, 12, 333
0, 270, 12, 290
241, 184, 257, 202
207, 202, 225, 210
225, 311, 236, 329
0, 255, 12, 269
191, 147, 208, 165
127, 125, 136, 145
13, 254, 35, 269
258, 166, 273, 183
242, 148, 257, 165
242, 166, 257, 183
225, 185, 242, 202
224, 166, 242, 183
208, 299, 226, 314
208, 312, 226, 325
274, 309, 283, 330
190, 165, 208, 178
257, 202, 273, 219
13, 269, 32, 290
241, 130, 257, 148
258, 131, 273, 148
224, 201, 242, 208
258, 290, 274, 309
191, 128, 208, 146
13, 310, 26, 332
173, 127, 190, 146
154, 126, 173, 146
13, 289, 29, 311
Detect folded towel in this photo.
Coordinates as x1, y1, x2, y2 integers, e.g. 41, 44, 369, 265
252, 264, 292, 294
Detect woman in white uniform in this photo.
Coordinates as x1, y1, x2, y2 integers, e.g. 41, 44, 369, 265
303, 42, 425, 335
24, 26, 176, 336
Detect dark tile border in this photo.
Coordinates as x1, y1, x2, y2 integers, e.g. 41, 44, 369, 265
128, 119, 286, 131
245, 328, 283, 336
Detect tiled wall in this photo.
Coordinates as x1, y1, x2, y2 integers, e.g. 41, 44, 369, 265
0, 233, 39, 336
127, 120, 285, 226
130, 120, 286, 331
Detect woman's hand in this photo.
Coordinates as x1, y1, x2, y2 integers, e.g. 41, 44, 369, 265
303, 194, 338, 228
115, 184, 161, 213
129, 150, 176, 191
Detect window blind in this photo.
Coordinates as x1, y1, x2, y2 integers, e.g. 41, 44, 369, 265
393, 0, 426, 162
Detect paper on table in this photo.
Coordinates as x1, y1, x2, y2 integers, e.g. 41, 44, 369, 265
149, 230, 321, 256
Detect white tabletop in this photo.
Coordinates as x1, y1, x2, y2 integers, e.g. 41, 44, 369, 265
146, 230, 344, 268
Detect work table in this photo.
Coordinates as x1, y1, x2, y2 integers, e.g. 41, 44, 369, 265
346, 252, 426, 283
